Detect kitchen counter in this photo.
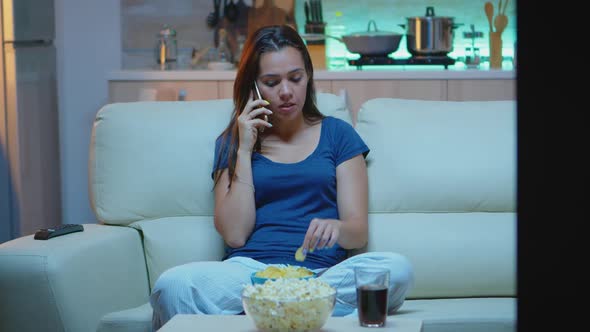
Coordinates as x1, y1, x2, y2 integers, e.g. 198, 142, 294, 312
108, 66, 515, 81
108, 65, 516, 109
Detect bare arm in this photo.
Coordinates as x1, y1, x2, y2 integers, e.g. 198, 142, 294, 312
213, 98, 272, 248
334, 154, 369, 249
213, 150, 256, 248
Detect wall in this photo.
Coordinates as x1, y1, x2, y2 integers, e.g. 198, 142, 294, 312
55, 0, 121, 225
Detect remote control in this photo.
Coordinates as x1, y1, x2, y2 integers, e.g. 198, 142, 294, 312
34, 224, 84, 240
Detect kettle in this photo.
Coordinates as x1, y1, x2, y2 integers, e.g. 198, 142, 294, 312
155, 24, 178, 67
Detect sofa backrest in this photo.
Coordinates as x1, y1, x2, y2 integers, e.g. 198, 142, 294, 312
89, 94, 517, 298
354, 98, 517, 299
88, 93, 352, 288
356, 98, 516, 213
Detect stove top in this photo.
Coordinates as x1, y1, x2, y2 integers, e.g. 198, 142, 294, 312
348, 55, 456, 69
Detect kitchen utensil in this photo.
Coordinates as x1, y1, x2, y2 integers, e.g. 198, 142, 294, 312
190, 46, 212, 67
494, 13, 508, 35
485, 2, 494, 32
339, 20, 403, 56
309, 0, 316, 23
247, 0, 289, 35
502, 0, 509, 14
399, 6, 463, 56
207, 0, 221, 28
224, 0, 239, 22
489, 31, 502, 69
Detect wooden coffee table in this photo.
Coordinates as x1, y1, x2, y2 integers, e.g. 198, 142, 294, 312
158, 314, 422, 331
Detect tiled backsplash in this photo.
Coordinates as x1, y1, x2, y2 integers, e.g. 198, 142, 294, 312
122, 0, 516, 69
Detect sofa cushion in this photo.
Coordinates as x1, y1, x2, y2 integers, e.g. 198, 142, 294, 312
97, 302, 151, 332
355, 98, 516, 213
129, 216, 226, 289
89, 93, 351, 225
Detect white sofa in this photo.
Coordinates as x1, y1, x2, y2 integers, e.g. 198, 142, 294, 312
0, 93, 516, 332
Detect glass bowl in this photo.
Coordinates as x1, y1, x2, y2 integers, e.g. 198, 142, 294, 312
242, 279, 336, 332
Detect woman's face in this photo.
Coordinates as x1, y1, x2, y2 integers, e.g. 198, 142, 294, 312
256, 46, 308, 120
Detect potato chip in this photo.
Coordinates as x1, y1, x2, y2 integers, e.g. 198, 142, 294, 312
255, 264, 314, 279
295, 247, 306, 262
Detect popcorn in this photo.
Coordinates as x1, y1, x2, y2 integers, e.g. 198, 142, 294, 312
243, 278, 335, 300
242, 278, 336, 332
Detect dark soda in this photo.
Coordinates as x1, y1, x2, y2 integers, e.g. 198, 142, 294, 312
357, 284, 388, 327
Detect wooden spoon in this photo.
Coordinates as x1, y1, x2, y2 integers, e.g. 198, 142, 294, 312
494, 14, 508, 35
485, 2, 494, 32
502, 0, 510, 15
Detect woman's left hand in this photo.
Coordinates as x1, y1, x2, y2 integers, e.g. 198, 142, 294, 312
301, 218, 341, 253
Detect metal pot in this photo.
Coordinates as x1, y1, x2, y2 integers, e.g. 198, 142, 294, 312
338, 20, 403, 56
399, 6, 463, 56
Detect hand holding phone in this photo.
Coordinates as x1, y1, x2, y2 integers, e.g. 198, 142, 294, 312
253, 81, 269, 132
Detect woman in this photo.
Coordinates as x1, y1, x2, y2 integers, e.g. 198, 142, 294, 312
149, 25, 413, 330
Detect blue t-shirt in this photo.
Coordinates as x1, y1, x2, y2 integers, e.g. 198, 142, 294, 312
212, 116, 369, 269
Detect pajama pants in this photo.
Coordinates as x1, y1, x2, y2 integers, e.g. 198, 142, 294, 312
150, 251, 414, 330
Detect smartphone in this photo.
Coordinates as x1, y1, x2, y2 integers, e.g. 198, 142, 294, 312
252, 81, 269, 132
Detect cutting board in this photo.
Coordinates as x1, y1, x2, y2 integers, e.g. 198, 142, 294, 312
247, 0, 297, 36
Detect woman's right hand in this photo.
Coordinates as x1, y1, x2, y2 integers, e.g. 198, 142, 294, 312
237, 99, 273, 152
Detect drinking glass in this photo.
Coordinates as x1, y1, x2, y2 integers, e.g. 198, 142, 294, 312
355, 266, 390, 327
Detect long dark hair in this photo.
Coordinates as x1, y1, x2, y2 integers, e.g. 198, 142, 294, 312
213, 25, 324, 189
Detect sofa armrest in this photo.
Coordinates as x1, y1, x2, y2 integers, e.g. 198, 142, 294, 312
0, 223, 150, 332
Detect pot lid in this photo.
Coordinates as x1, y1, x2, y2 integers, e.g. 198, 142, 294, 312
407, 6, 454, 20
157, 24, 177, 37
346, 19, 402, 37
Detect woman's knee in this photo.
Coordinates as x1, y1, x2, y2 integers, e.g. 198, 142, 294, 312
383, 252, 414, 283
356, 251, 414, 286
152, 267, 191, 306
152, 262, 214, 302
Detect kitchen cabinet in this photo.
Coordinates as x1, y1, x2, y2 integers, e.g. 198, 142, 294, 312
314, 80, 333, 94
109, 81, 219, 102
447, 79, 515, 101
107, 70, 516, 115
218, 81, 234, 99
331, 80, 447, 117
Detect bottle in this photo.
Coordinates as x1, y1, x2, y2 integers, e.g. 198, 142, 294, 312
158, 39, 166, 70
325, 11, 348, 69
154, 24, 178, 69
177, 89, 187, 101
216, 28, 232, 64
473, 47, 481, 66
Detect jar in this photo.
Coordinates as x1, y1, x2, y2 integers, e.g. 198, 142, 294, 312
154, 24, 178, 65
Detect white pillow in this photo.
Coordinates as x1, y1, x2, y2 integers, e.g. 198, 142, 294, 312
316, 92, 352, 124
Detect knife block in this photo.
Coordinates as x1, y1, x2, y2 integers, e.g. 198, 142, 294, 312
304, 23, 327, 70
306, 40, 326, 69
489, 31, 502, 69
